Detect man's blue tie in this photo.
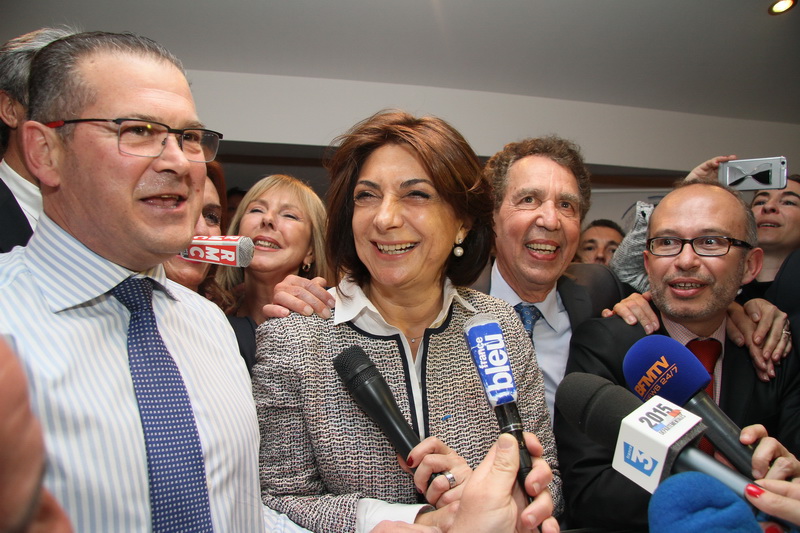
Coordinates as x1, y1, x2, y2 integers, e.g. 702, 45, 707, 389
514, 302, 542, 341
112, 277, 214, 532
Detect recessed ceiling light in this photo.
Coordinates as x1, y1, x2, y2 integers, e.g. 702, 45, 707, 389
768, 0, 796, 14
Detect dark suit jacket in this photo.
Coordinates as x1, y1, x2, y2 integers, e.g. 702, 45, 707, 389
0, 177, 33, 252
554, 311, 800, 531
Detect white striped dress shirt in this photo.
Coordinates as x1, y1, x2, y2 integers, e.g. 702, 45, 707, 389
0, 215, 306, 532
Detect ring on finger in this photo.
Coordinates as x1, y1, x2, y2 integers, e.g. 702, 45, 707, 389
442, 470, 457, 490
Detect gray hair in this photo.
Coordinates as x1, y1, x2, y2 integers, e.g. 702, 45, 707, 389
27, 31, 185, 130
0, 26, 78, 148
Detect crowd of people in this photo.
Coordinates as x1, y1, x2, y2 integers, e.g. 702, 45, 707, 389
1, 27, 799, 533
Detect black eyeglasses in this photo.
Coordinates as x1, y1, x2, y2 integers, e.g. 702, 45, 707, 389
646, 236, 753, 257
45, 118, 223, 163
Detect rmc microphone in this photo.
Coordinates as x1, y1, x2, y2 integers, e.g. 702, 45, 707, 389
555, 372, 755, 498
333, 345, 420, 460
623, 334, 755, 476
464, 314, 533, 497
179, 235, 254, 267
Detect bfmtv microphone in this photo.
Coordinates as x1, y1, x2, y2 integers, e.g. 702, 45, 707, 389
464, 314, 533, 496
555, 373, 755, 498
333, 345, 420, 460
179, 235, 254, 267
623, 335, 754, 476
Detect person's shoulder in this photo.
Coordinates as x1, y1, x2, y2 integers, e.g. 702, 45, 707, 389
0, 247, 32, 290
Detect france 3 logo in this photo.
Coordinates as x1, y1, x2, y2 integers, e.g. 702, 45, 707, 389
622, 442, 659, 476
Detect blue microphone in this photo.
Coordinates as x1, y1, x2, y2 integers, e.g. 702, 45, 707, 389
648, 472, 760, 533
623, 335, 754, 476
464, 314, 532, 497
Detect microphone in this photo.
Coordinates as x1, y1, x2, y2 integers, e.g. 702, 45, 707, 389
333, 345, 420, 460
623, 335, 754, 476
555, 372, 755, 498
464, 314, 533, 496
648, 472, 760, 533
179, 235, 254, 267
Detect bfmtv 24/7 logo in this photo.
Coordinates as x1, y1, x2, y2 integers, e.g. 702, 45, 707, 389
623, 442, 659, 476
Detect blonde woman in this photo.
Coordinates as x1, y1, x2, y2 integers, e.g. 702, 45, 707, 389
217, 174, 330, 369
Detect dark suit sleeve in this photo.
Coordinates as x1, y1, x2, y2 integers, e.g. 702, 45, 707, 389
553, 316, 651, 530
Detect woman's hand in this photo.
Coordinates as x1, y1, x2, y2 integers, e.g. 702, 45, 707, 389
405, 436, 473, 508
745, 479, 800, 529
726, 300, 791, 381
261, 275, 333, 319
601, 291, 660, 334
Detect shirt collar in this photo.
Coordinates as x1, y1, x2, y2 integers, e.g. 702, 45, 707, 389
661, 315, 727, 347
26, 214, 176, 313
332, 277, 476, 335
489, 260, 562, 327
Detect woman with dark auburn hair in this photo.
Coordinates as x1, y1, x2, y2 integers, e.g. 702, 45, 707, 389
164, 160, 228, 302
252, 110, 561, 532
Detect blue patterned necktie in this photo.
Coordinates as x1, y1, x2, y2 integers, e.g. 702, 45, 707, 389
514, 302, 542, 341
112, 277, 214, 532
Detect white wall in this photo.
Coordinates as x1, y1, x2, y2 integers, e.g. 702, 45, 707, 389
189, 70, 800, 173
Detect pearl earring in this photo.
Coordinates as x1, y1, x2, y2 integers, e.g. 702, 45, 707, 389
453, 237, 464, 257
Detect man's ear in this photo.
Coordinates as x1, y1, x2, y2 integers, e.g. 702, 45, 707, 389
22, 120, 63, 188
0, 91, 24, 129
741, 247, 764, 286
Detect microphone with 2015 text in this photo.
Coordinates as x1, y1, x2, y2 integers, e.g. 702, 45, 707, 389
623, 334, 754, 476
555, 372, 755, 498
464, 313, 533, 498
179, 235, 254, 267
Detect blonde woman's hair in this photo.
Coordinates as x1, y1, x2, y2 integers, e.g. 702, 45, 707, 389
216, 174, 330, 297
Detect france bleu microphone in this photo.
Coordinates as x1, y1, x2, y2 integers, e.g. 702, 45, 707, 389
179, 235, 254, 267
464, 314, 533, 496
623, 335, 754, 476
333, 345, 420, 460
555, 372, 755, 498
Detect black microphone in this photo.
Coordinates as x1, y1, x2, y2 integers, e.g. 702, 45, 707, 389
464, 314, 533, 498
555, 372, 755, 498
623, 335, 755, 476
333, 345, 420, 460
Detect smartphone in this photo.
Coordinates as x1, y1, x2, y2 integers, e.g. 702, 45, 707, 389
718, 156, 787, 191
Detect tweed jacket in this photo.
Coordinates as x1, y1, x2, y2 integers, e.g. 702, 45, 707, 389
252, 287, 561, 533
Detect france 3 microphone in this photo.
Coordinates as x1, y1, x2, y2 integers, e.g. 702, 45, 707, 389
555, 372, 754, 498
464, 314, 533, 497
333, 345, 421, 461
623, 335, 754, 476
179, 235, 254, 267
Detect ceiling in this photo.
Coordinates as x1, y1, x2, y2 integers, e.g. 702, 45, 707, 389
3, 0, 799, 125
3, 0, 798, 197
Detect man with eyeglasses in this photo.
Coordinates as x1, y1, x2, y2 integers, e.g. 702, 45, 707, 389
0, 31, 307, 532
553, 181, 800, 530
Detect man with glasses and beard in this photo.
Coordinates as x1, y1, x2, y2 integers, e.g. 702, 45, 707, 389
554, 181, 800, 530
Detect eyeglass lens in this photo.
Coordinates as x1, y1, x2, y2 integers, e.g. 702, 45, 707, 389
117, 120, 219, 162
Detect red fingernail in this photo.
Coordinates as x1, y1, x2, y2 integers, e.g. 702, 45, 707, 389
764, 526, 783, 533
745, 484, 764, 498
406, 456, 414, 468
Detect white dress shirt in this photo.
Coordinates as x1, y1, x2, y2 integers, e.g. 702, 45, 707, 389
0, 158, 42, 231
0, 214, 306, 532
489, 261, 572, 421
